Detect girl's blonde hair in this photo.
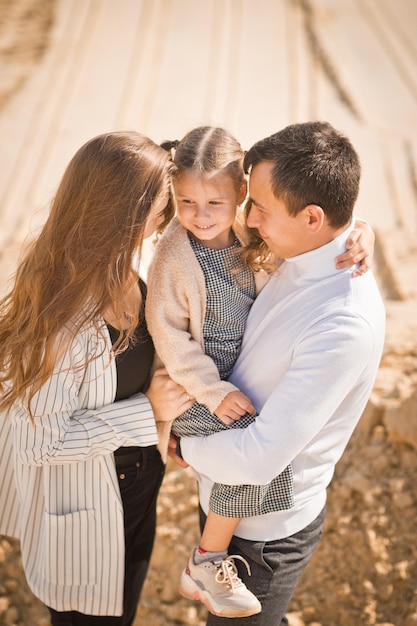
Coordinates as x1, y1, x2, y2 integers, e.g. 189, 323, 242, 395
240, 198, 277, 274
166, 126, 245, 192
166, 126, 275, 274
0, 131, 175, 414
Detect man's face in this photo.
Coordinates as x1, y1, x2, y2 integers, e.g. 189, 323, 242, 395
247, 162, 306, 259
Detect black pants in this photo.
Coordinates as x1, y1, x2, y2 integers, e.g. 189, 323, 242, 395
48, 446, 165, 626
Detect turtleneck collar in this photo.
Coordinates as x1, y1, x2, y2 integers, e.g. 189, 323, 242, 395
281, 220, 356, 285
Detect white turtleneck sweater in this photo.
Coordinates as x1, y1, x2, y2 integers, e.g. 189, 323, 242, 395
181, 223, 386, 541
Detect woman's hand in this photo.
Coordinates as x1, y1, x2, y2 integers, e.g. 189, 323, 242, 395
145, 367, 194, 422
335, 219, 375, 277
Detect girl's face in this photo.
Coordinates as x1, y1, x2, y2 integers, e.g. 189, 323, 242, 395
174, 170, 247, 249
143, 189, 170, 239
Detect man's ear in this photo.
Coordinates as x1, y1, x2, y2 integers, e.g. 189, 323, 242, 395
238, 180, 248, 205
304, 204, 325, 233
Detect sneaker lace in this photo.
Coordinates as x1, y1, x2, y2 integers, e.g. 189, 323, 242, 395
214, 554, 252, 591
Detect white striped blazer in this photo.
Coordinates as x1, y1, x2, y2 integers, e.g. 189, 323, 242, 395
0, 321, 158, 616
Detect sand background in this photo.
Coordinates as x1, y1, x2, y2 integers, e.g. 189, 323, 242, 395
0, 1, 417, 625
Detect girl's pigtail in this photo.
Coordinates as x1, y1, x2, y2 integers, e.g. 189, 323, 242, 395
161, 139, 179, 160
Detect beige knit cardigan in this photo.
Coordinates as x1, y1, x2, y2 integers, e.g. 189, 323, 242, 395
146, 217, 268, 461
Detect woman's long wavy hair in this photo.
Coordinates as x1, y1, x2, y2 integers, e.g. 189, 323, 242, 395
0, 131, 175, 415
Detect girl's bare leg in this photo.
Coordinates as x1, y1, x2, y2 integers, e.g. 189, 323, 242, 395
199, 510, 241, 553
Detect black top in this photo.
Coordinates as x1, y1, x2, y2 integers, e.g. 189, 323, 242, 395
106, 279, 154, 401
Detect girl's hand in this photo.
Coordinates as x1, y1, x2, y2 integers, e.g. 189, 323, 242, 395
335, 219, 375, 277
214, 391, 256, 425
145, 367, 194, 422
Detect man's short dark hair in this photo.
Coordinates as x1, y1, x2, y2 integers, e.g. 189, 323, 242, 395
244, 121, 361, 229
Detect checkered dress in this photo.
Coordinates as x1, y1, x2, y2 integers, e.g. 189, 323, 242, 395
172, 234, 294, 517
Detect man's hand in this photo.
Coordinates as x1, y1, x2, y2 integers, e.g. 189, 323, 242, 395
167, 434, 189, 468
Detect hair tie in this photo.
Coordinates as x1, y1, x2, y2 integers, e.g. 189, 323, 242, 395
160, 139, 179, 159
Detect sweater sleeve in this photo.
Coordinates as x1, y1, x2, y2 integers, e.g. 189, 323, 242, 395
146, 223, 238, 413
181, 310, 379, 484
12, 331, 157, 466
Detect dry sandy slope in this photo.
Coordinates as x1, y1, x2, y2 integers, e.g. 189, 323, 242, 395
0, 2, 416, 625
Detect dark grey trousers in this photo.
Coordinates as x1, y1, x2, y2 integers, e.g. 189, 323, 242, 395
200, 505, 326, 626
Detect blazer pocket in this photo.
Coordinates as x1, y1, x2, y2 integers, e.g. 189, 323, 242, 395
44, 509, 97, 586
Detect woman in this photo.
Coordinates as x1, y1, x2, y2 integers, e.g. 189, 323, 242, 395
0, 131, 193, 625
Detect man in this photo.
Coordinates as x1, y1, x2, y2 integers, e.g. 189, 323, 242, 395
177, 121, 386, 625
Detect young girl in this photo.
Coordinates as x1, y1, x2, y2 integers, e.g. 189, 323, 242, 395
145, 126, 375, 618
0, 131, 193, 626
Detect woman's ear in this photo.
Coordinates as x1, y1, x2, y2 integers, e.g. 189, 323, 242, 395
304, 204, 325, 233
238, 180, 248, 205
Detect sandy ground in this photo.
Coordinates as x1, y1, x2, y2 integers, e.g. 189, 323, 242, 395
0, 2, 417, 625
0, 0, 54, 109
